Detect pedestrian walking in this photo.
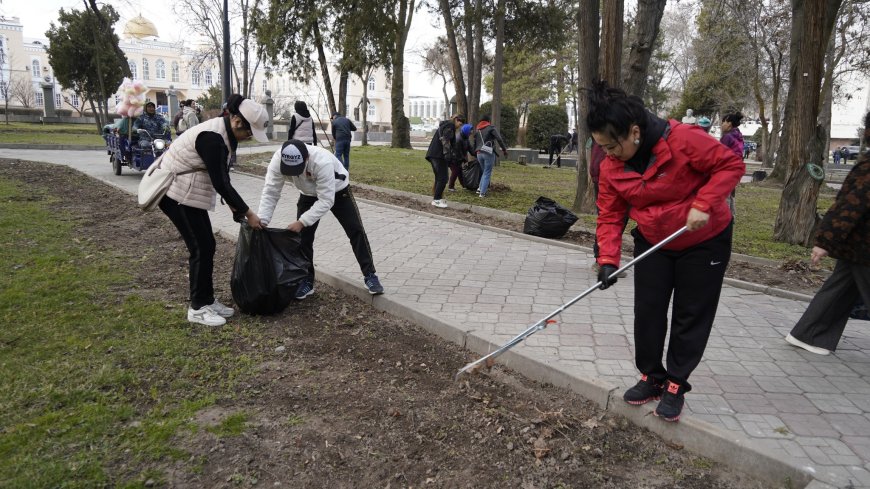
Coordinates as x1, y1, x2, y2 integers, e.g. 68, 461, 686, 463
833, 148, 841, 166
588, 80, 744, 422
258, 140, 384, 299
425, 114, 465, 208
288, 101, 317, 145
786, 111, 870, 355
720, 112, 744, 216
331, 111, 357, 170
473, 114, 508, 198
157, 94, 269, 327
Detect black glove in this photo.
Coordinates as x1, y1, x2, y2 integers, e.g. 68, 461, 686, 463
598, 264, 619, 290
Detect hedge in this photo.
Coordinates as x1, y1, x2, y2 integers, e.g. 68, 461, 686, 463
526, 105, 568, 150
479, 101, 519, 148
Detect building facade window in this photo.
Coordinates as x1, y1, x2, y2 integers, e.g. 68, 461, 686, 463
262, 79, 267, 93
54, 92, 61, 108
155, 59, 165, 79
192, 70, 200, 86
368, 76, 375, 91
142, 58, 149, 80
71, 92, 80, 107
35, 91, 43, 106
171, 62, 179, 82
204, 70, 212, 86
367, 103, 375, 118
31, 59, 40, 77
0, 82, 6, 101
128, 60, 137, 79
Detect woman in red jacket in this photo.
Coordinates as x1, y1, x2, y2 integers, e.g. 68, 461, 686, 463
588, 81, 744, 422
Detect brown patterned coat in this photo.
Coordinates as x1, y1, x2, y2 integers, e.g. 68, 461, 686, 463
815, 153, 870, 266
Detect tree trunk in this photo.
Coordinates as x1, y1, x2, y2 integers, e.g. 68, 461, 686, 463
313, 24, 337, 116
439, 0, 468, 117
599, 0, 624, 86
490, 0, 505, 129
338, 69, 349, 115
622, 0, 666, 97
87, 97, 101, 132
360, 66, 374, 145
464, 0, 475, 118
572, 0, 600, 214
468, 0, 483, 124
765, 56, 784, 169
391, 0, 414, 149
772, 0, 843, 245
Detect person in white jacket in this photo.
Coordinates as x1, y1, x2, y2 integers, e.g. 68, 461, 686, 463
258, 139, 384, 298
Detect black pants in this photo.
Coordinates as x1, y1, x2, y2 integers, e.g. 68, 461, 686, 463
790, 259, 870, 351
430, 157, 449, 199
297, 186, 376, 279
159, 196, 215, 309
448, 160, 463, 190
632, 222, 733, 391
548, 143, 562, 167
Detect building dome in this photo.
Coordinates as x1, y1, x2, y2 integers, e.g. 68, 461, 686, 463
123, 14, 158, 39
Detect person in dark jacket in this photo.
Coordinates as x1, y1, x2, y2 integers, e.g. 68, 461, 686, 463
589, 80, 744, 422
425, 114, 464, 208
331, 112, 357, 170
473, 115, 508, 197
158, 94, 269, 327
448, 123, 475, 192
786, 112, 870, 355
547, 133, 569, 168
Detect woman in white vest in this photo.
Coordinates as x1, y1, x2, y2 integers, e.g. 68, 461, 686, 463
158, 94, 270, 327
287, 100, 317, 145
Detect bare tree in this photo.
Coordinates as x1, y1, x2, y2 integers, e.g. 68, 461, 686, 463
421, 39, 453, 119
62, 92, 89, 116
438, 0, 468, 117
623, 0, 668, 98
9, 73, 35, 108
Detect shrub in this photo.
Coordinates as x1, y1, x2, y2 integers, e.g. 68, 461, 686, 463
479, 101, 519, 147
55, 109, 73, 117
526, 105, 568, 150
0, 107, 44, 116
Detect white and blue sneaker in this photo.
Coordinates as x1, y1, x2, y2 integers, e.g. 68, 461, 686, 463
364, 273, 384, 295
295, 278, 315, 300
208, 300, 235, 318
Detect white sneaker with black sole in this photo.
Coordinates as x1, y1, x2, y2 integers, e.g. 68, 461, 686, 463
188, 306, 226, 327
431, 199, 447, 208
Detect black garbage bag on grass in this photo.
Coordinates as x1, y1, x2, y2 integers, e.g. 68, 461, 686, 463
523, 196, 579, 239
461, 159, 482, 191
231, 222, 311, 315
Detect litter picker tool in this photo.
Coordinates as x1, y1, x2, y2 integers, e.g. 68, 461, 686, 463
455, 225, 689, 380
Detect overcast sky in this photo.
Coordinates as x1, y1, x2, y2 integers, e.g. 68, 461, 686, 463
9, 0, 448, 96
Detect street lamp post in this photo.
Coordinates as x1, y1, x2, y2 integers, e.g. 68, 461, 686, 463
222, 0, 231, 104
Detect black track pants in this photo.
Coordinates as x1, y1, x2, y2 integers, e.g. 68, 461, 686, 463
159, 196, 216, 310
631, 222, 733, 391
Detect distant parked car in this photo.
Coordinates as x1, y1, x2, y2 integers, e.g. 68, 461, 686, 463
841, 145, 861, 161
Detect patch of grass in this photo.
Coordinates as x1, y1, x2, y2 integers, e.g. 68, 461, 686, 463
206, 412, 249, 437
286, 414, 304, 427
240, 146, 840, 264
0, 122, 104, 145
0, 178, 265, 487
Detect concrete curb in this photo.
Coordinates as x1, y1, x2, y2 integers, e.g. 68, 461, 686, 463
224, 232, 814, 488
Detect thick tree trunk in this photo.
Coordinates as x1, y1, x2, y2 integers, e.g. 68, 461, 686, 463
599, 0, 624, 86
313, 24, 337, 116
390, 0, 414, 148
439, 0, 468, 117
622, 0, 666, 97
490, 0, 505, 129
360, 68, 371, 145
338, 69, 349, 116
469, 0, 483, 124
572, 0, 600, 214
773, 0, 843, 245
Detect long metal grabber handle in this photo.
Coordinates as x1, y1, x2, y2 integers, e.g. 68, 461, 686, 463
455, 225, 689, 380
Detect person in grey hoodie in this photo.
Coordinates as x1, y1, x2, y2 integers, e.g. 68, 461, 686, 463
288, 100, 317, 145
331, 111, 357, 169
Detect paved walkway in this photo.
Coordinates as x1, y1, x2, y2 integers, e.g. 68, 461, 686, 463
2, 148, 869, 489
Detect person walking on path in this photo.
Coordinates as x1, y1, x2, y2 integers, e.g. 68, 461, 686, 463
473, 115, 508, 197
426, 114, 465, 208
547, 133, 569, 168
448, 123, 475, 192
258, 139, 384, 299
331, 111, 357, 170
175, 99, 200, 136
833, 147, 842, 166
288, 101, 317, 145
786, 112, 870, 356
158, 94, 269, 327
588, 80, 744, 422
719, 112, 744, 216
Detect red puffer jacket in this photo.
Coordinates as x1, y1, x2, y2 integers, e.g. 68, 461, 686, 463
596, 120, 745, 266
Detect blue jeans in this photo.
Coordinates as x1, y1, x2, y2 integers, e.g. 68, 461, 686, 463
335, 139, 351, 170
477, 151, 496, 195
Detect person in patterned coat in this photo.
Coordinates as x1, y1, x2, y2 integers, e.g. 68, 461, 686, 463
786, 111, 870, 355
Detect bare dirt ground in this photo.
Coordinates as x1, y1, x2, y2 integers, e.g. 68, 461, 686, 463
3, 159, 773, 488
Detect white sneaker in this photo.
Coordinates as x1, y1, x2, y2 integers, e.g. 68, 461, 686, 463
188, 306, 227, 327
785, 334, 830, 355
208, 300, 235, 318
431, 199, 448, 208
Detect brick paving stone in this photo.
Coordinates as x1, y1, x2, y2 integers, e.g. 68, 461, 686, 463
781, 414, 840, 437
806, 393, 863, 414
766, 393, 821, 415
822, 413, 870, 437
720, 392, 777, 415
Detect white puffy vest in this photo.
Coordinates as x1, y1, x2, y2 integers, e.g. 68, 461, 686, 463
162, 117, 232, 211
290, 113, 316, 145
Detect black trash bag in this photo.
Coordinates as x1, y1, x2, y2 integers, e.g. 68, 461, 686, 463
231, 222, 311, 315
461, 159, 482, 190
523, 196, 579, 239
850, 298, 870, 321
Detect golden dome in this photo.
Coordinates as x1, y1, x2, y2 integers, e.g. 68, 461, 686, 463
123, 14, 158, 39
